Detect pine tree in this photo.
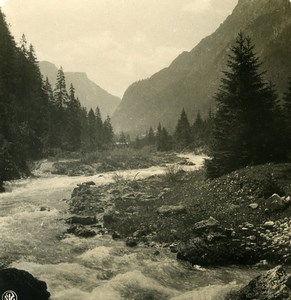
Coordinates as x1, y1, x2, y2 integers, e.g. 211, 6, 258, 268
203, 108, 214, 151
54, 67, 68, 108
65, 84, 81, 150
103, 115, 114, 145
95, 106, 103, 147
119, 131, 127, 145
80, 107, 90, 152
42, 77, 54, 149
19, 34, 28, 57
88, 108, 97, 151
156, 123, 162, 150
206, 32, 284, 178
191, 111, 204, 147
156, 123, 172, 151
0, 9, 52, 184
174, 108, 191, 149
147, 127, 155, 145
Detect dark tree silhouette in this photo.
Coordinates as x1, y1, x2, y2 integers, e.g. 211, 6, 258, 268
174, 108, 192, 149
206, 32, 285, 178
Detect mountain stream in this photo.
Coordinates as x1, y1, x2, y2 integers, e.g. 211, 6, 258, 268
0, 154, 259, 299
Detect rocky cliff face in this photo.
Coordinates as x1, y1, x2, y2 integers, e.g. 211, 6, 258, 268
39, 61, 121, 117
112, 0, 291, 135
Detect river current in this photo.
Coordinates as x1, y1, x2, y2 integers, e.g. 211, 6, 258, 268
0, 155, 258, 299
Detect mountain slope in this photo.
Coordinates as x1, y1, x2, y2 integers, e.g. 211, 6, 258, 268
112, 0, 291, 135
39, 61, 121, 117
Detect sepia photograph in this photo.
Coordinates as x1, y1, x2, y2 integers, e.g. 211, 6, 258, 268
0, 0, 291, 299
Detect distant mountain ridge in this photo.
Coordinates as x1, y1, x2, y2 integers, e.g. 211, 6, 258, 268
39, 61, 121, 117
112, 0, 291, 135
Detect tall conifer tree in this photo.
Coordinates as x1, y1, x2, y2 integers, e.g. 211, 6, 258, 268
95, 106, 103, 147
174, 108, 191, 149
103, 115, 114, 145
206, 32, 284, 178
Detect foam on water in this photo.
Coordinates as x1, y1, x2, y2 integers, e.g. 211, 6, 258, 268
89, 270, 180, 300
11, 258, 248, 300
0, 155, 257, 299
170, 283, 239, 300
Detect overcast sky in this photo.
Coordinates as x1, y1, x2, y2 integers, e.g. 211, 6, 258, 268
1, 0, 238, 97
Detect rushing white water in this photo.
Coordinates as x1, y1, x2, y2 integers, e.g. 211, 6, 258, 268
0, 154, 257, 299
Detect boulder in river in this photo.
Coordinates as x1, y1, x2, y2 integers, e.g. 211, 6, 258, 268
0, 268, 50, 300
225, 265, 291, 300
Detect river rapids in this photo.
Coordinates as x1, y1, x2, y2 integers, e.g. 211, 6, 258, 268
0, 154, 258, 299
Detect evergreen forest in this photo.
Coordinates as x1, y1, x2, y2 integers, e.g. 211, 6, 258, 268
0, 10, 113, 186
1, 7, 291, 187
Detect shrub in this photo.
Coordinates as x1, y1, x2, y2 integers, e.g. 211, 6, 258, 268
164, 165, 184, 182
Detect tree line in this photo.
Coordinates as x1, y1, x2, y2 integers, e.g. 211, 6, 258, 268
131, 108, 212, 152
43, 66, 114, 153
131, 32, 291, 180
0, 10, 113, 185
1, 4, 290, 185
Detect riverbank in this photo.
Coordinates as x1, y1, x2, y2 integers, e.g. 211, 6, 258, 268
48, 147, 180, 176
66, 161, 291, 267
2, 154, 291, 299
0, 147, 178, 192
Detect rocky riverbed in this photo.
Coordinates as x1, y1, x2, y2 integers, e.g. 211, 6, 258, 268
65, 166, 291, 268
2, 156, 291, 298
61, 161, 291, 298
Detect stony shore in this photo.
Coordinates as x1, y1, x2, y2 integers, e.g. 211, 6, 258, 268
63, 161, 291, 298
64, 162, 291, 266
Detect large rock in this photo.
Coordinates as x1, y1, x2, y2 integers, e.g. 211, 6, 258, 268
266, 194, 289, 213
193, 217, 220, 233
225, 265, 291, 300
0, 268, 50, 300
157, 205, 187, 216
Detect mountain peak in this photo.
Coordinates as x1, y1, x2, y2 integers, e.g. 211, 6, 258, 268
39, 61, 121, 116
112, 0, 291, 135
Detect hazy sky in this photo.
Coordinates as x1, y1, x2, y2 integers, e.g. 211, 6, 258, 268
1, 0, 238, 97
